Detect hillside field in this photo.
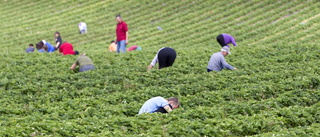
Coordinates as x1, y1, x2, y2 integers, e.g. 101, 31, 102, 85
0, 0, 320, 136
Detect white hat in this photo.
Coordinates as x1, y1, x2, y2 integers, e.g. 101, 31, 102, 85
42, 40, 46, 45
221, 46, 231, 54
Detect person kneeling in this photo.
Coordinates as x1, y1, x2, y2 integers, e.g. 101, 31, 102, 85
138, 96, 180, 114
59, 42, 79, 55
70, 53, 95, 72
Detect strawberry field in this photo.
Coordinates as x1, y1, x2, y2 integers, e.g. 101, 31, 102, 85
0, 0, 319, 136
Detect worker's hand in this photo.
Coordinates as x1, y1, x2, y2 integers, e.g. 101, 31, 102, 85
70, 67, 74, 70
126, 40, 128, 45
147, 65, 153, 71
233, 68, 237, 70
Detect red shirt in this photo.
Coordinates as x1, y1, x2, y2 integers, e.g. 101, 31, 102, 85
59, 42, 75, 55
116, 21, 128, 41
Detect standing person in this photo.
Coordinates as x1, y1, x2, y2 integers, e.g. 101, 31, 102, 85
78, 22, 87, 34
70, 53, 95, 72
41, 40, 55, 53
26, 44, 34, 53
207, 46, 237, 72
109, 40, 117, 52
59, 42, 79, 55
216, 33, 237, 48
148, 47, 176, 70
138, 96, 180, 114
115, 15, 129, 53
54, 31, 63, 49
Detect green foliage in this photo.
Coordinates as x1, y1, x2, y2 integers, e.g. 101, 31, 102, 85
0, 0, 319, 136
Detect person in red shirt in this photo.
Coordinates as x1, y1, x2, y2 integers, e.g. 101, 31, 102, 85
59, 42, 79, 55
115, 15, 129, 53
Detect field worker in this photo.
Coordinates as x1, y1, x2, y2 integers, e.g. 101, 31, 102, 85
216, 33, 237, 48
70, 53, 95, 72
59, 42, 79, 55
115, 15, 129, 53
26, 44, 34, 53
138, 96, 180, 114
148, 47, 176, 70
35, 42, 46, 53
207, 46, 237, 72
109, 40, 117, 52
127, 45, 142, 51
54, 31, 63, 49
78, 22, 87, 34
41, 40, 55, 53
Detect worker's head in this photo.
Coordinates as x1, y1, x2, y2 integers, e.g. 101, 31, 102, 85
54, 31, 60, 37
36, 41, 44, 50
167, 97, 180, 109
221, 46, 231, 56
116, 15, 122, 23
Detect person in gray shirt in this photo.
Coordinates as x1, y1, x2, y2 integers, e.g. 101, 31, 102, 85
207, 46, 237, 72
26, 44, 34, 53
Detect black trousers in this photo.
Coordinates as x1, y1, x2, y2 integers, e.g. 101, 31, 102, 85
216, 34, 226, 47
157, 47, 176, 69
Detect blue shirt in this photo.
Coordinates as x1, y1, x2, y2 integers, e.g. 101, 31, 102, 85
26, 47, 34, 53
138, 97, 169, 114
38, 49, 46, 53
46, 42, 55, 52
207, 52, 234, 71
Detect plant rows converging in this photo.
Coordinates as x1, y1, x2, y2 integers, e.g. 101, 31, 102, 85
0, 0, 319, 136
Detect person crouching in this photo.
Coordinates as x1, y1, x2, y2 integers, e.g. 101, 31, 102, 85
70, 53, 95, 72
59, 41, 79, 55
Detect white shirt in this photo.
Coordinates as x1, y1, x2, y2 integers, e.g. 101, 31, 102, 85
78, 22, 87, 30
150, 47, 166, 66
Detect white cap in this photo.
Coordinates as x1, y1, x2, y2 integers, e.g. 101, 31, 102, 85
221, 46, 231, 54
42, 40, 46, 45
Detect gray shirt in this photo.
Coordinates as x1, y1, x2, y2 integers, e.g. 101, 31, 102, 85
26, 47, 34, 53
207, 52, 234, 71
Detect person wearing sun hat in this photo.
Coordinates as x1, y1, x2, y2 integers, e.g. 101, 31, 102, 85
207, 46, 237, 72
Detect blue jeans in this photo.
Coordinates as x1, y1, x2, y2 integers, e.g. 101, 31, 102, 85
79, 65, 95, 72
117, 40, 126, 53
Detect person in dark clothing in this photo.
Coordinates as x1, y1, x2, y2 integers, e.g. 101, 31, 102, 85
54, 31, 63, 49
154, 104, 173, 113
148, 47, 177, 70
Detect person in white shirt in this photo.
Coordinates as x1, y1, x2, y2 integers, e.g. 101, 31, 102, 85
78, 22, 87, 34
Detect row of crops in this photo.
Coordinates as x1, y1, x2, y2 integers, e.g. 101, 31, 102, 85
1, 0, 319, 136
